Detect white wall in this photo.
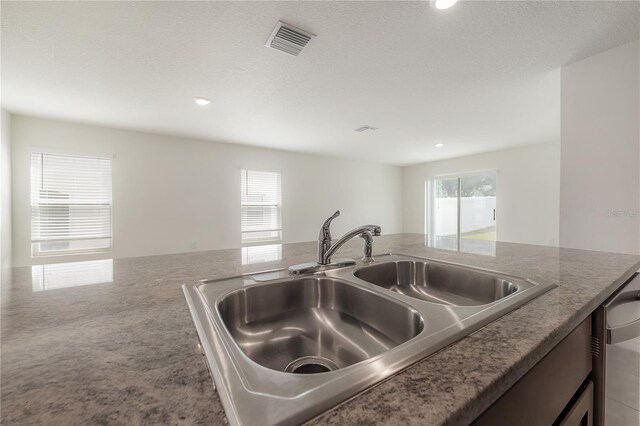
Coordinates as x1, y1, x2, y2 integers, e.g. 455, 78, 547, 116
560, 40, 640, 254
13, 36, 637, 268
403, 142, 560, 247
11, 115, 403, 267
1, 110, 12, 269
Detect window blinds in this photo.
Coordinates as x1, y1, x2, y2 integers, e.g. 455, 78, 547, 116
30, 152, 113, 256
240, 169, 282, 243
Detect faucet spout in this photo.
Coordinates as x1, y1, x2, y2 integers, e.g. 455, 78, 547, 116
359, 230, 376, 263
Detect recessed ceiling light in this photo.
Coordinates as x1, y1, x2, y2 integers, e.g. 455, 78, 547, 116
193, 97, 211, 106
354, 125, 378, 133
435, 143, 444, 148
430, 0, 458, 10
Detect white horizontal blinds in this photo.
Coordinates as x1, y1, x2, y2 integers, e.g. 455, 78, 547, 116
31, 152, 113, 255
241, 169, 282, 243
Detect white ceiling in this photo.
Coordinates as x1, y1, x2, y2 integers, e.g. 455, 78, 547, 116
2, 1, 638, 166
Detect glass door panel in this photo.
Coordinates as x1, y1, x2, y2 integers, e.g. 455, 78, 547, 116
460, 172, 496, 255
433, 177, 459, 250
427, 171, 497, 255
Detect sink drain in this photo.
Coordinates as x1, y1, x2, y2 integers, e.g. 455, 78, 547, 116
284, 356, 339, 374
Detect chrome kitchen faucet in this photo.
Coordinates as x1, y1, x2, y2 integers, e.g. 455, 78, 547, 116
289, 210, 381, 274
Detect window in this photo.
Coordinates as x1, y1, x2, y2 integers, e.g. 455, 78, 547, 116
31, 151, 113, 256
240, 169, 282, 244
426, 171, 496, 253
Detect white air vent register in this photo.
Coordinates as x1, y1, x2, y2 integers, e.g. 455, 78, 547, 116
266, 21, 315, 56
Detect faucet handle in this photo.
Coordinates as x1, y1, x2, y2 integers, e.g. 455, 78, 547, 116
323, 210, 340, 227
320, 210, 340, 239
317, 210, 340, 264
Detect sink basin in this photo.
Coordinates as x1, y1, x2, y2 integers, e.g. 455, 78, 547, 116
182, 253, 555, 426
353, 260, 520, 305
218, 277, 423, 373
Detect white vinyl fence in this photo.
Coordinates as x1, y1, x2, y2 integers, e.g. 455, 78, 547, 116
433, 196, 496, 236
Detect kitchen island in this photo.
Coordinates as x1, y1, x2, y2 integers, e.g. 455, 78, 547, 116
2, 234, 639, 425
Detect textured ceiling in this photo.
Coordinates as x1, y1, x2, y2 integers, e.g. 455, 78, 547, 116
2, 1, 639, 165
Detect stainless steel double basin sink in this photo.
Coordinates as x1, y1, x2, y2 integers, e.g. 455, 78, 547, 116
182, 254, 556, 425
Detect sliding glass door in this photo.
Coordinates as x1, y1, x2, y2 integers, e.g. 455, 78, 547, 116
427, 171, 496, 253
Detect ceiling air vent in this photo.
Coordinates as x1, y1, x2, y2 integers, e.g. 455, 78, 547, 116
266, 21, 315, 56
354, 126, 378, 133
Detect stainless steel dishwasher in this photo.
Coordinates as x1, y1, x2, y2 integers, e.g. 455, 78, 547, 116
594, 272, 640, 426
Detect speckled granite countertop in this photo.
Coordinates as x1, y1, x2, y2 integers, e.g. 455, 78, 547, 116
2, 234, 639, 425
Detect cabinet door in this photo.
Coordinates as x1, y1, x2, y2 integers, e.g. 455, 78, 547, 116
559, 381, 594, 426
473, 318, 592, 426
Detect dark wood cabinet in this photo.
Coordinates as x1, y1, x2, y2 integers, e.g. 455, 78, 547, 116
558, 381, 594, 426
473, 317, 594, 426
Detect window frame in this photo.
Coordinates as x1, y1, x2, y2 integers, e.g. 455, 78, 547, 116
425, 169, 497, 251
30, 149, 114, 258
240, 169, 282, 245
